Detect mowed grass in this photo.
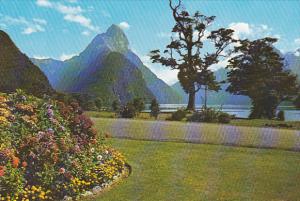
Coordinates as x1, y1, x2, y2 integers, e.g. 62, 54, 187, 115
86, 111, 300, 130
92, 118, 299, 151
91, 138, 300, 201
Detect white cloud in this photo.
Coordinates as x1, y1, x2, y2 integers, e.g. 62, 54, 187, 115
140, 54, 178, 85
36, 0, 99, 32
60, 53, 77, 61
228, 22, 252, 40
36, 0, 52, 7
64, 14, 98, 31
33, 18, 47, 25
118, 21, 130, 30
0, 15, 46, 35
33, 55, 50, 59
81, 30, 90, 36
57, 3, 83, 15
295, 38, 300, 45
228, 22, 281, 42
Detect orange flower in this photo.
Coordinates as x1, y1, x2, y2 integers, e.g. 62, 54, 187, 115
0, 166, 5, 177
12, 156, 20, 168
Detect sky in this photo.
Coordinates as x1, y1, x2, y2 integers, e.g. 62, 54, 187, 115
0, 0, 299, 85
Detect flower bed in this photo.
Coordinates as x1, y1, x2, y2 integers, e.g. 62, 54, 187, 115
0, 90, 127, 200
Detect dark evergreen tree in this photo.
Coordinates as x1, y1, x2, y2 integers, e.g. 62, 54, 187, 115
95, 98, 103, 111
150, 0, 236, 110
132, 98, 145, 113
150, 99, 160, 119
226, 37, 299, 119
112, 100, 121, 114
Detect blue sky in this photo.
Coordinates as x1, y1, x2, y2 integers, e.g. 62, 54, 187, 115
0, 0, 299, 84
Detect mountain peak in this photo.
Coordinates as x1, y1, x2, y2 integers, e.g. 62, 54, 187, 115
106, 24, 124, 35
104, 24, 129, 52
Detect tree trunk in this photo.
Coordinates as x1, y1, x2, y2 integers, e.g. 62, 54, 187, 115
204, 85, 208, 109
187, 91, 196, 111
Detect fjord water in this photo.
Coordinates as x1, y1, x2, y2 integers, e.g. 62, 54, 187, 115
145, 104, 300, 121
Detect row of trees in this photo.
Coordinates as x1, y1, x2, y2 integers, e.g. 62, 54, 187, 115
112, 98, 160, 119
150, 0, 299, 119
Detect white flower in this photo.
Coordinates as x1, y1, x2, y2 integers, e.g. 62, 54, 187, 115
97, 154, 103, 161
104, 150, 109, 155
90, 148, 95, 153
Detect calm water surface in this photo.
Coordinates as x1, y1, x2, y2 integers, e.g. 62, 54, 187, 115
145, 104, 300, 121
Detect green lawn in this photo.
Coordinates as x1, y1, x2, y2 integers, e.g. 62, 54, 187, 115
86, 111, 300, 130
91, 138, 300, 201
93, 118, 299, 151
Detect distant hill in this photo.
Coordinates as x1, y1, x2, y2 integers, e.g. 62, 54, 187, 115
32, 25, 182, 105
0, 30, 53, 96
172, 49, 300, 106
171, 68, 251, 106
284, 49, 300, 82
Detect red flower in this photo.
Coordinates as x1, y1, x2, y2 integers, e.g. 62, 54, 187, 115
22, 161, 28, 167
12, 156, 20, 168
0, 166, 5, 177
59, 167, 66, 174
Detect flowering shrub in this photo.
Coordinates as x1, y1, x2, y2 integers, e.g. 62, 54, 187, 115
0, 90, 126, 200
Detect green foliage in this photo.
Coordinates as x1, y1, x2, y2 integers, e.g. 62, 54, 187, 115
150, 99, 160, 119
132, 98, 145, 113
0, 90, 126, 200
188, 108, 231, 123
294, 94, 300, 109
120, 102, 137, 118
112, 100, 121, 113
169, 109, 187, 121
149, 2, 236, 110
94, 98, 103, 111
0, 30, 54, 97
277, 110, 285, 121
227, 37, 299, 119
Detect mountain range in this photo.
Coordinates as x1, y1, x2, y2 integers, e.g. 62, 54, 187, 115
0, 30, 53, 97
0, 26, 299, 106
32, 25, 182, 105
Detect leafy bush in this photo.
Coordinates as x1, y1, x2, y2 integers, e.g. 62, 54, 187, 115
120, 102, 137, 118
0, 90, 126, 200
218, 112, 231, 123
149, 99, 160, 119
277, 110, 285, 121
111, 100, 121, 114
168, 109, 187, 121
132, 98, 145, 113
188, 108, 231, 123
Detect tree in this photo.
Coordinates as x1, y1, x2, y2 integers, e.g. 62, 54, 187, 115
226, 37, 299, 119
294, 94, 300, 109
111, 100, 121, 114
132, 98, 145, 113
150, 0, 236, 110
120, 102, 137, 118
94, 98, 103, 111
150, 99, 160, 119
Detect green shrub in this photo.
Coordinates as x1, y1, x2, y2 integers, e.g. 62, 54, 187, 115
132, 98, 145, 113
0, 90, 126, 200
150, 99, 160, 119
218, 112, 231, 123
277, 110, 285, 121
188, 108, 231, 123
120, 102, 137, 118
169, 108, 187, 121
